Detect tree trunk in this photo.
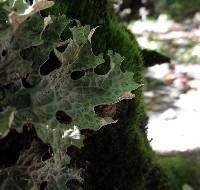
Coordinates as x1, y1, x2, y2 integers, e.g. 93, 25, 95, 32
50, 1, 171, 190
0, 1, 199, 190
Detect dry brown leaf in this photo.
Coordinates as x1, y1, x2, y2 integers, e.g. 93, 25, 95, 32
95, 92, 135, 122
117, 91, 135, 102
0, 111, 15, 139
9, 0, 54, 32
88, 26, 99, 44
40, 15, 53, 37
95, 104, 117, 118
99, 118, 118, 127
44, 15, 53, 29
8, 111, 15, 128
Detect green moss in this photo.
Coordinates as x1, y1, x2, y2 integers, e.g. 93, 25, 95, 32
48, 1, 172, 190
43, 1, 200, 190
145, 163, 172, 190
158, 156, 200, 190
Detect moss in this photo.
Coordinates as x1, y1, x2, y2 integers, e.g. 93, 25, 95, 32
145, 164, 172, 190
158, 156, 200, 190
81, 121, 150, 190
49, 1, 171, 190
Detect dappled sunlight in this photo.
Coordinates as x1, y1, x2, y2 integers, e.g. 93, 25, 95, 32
137, 36, 158, 49
128, 15, 174, 34
129, 13, 200, 152
146, 63, 200, 152
147, 63, 200, 153
148, 114, 200, 152
192, 45, 200, 57
128, 13, 200, 64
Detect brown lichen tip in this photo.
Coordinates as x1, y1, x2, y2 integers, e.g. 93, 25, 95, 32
99, 118, 118, 128
97, 92, 135, 127
117, 91, 135, 102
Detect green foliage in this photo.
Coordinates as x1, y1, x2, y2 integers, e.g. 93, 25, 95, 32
158, 156, 200, 190
0, 0, 140, 189
3, 1, 196, 190
154, 0, 200, 21
0, 14, 140, 139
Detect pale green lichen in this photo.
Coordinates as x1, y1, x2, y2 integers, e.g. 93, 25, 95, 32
0, 1, 140, 189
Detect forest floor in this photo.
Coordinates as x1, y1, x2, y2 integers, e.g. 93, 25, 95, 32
128, 13, 200, 152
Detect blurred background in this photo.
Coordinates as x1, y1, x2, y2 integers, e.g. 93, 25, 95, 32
113, 0, 200, 162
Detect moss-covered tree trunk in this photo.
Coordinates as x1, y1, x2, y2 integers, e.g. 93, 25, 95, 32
49, 1, 171, 190
1, 1, 200, 190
